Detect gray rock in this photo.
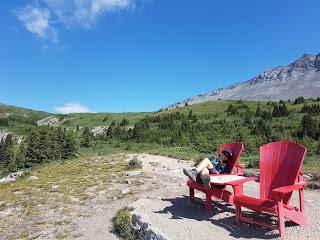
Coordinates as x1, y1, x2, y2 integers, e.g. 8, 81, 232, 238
121, 188, 130, 195
125, 171, 141, 177
51, 185, 60, 189
126, 180, 132, 184
131, 211, 171, 240
0, 171, 24, 184
28, 176, 39, 181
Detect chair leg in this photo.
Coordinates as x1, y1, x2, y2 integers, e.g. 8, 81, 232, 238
277, 202, 285, 238
189, 187, 195, 204
236, 205, 242, 225
206, 192, 213, 211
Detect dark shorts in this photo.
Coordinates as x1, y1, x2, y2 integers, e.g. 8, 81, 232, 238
196, 169, 225, 189
195, 168, 216, 184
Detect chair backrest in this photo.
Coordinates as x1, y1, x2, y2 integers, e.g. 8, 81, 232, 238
259, 141, 307, 204
219, 142, 244, 173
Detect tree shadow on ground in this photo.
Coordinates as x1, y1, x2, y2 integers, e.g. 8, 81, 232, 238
155, 195, 297, 239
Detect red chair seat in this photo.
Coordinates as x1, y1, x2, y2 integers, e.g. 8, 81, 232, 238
234, 195, 277, 213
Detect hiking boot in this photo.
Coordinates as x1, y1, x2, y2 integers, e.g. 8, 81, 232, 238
201, 173, 211, 190
183, 168, 197, 182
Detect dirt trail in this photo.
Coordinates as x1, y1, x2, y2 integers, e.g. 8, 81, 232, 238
75, 154, 320, 240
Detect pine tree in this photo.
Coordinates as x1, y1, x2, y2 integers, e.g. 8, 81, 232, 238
62, 130, 77, 159
81, 127, 93, 148
255, 103, 262, 117
0, 134, 14, 169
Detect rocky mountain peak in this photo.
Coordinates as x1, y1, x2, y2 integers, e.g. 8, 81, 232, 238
166, 53, 320, 109
289, 53, 316, 71
315, 54, 320, 71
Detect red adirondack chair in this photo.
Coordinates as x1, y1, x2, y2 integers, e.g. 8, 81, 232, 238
232, 141, 308, 238
187, 142, 244, 211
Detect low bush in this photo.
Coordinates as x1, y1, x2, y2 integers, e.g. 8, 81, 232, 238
114, 207, 144, 240
127, 156, 142, 169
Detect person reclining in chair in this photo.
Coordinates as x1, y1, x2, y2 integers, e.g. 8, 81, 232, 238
183, 148, 233, 190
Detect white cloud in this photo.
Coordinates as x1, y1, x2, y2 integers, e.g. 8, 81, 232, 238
14, 0, 138, 43
54, 103, 93, 114
14, 4, 58, 43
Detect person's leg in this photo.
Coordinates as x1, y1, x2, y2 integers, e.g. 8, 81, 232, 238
199, 168, 211, 190
183, 158, 214, 182
196, 158, 214, 173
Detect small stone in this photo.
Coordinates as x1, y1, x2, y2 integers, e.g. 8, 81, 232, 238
112, 196, 118, 200
126, 180, 132, 184
124, 171, 141, 177
28, 176, 39, 181
121, 188, 130, 195
69, 197, 80, 202
51, 185, 60, 190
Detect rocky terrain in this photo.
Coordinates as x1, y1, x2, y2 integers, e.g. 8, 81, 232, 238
167, 53, 320, 109
1, 154, 319, 239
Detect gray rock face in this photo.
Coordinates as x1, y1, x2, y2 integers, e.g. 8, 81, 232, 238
167, 53, 320, 109
37, 116, 60, 126
0, 131, 24, 144
0, 131, 9, 142
91, 126, 109, 136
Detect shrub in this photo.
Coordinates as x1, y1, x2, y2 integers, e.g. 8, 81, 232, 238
114, 208, 133, 239
114, 207, 144, 240
127, 156, 142, 169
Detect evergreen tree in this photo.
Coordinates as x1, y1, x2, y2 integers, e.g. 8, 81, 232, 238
244, 111, 253, 124
296, 114, 319, 139
120, 118, 130, 126
272, 104, 280, 117
0, 118, 9, 126
62, 130, 78, 159
261, 111, 272, 121
226, 104, 238, 115
0, 134, 14, 169
81, 127, 93, 148
188, 110, 193, 120
255, 103, 262, 117
294, 96, 305, 105
102, 116, 108, 122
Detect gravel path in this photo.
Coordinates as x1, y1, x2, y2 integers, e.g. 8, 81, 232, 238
75, 154, 320, 240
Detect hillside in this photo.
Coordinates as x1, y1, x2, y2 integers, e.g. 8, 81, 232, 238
167, 53, 320, 109
0, 103, 148, 136
1, 98, 320, 177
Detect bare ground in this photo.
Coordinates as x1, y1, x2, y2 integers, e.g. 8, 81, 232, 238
1, 154, 319, 240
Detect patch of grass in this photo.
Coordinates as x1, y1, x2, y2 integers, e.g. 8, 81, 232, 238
0, 154, 128, 239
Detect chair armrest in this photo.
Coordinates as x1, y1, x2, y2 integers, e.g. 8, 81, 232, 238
225, 177, 258, 186
272, 182, 307, 195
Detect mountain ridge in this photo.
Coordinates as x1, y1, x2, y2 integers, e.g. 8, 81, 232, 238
166, 53, 320, 109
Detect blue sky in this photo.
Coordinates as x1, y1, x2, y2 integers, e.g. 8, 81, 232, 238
1, 0, 320, 113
